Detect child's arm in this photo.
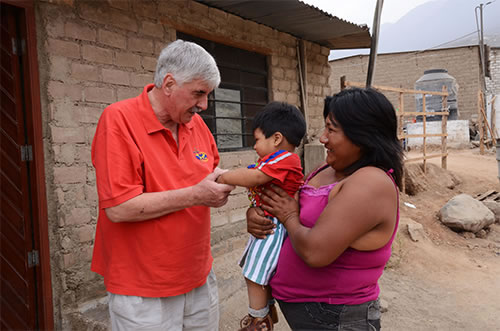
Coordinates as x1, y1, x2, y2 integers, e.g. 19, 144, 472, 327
216, 168, 274, 188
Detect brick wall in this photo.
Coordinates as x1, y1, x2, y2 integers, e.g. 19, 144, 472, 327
35, 0, 331, 328
329, 46, 483, 122
486, 47, 500, 95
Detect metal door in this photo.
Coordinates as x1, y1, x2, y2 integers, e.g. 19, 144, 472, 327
1, 3, 45, 329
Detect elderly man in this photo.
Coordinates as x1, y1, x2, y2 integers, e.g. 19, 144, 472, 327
91, 40, 234, 330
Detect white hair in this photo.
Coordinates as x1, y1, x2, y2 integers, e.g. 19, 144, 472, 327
154, 39, 220, 89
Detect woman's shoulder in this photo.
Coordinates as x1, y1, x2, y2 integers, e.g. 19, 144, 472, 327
346, 166, 395, 191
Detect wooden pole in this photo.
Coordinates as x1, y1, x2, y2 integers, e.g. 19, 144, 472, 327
398, 92, 406, 193
441, 86, 448, 169
340, 75, 346, 90
422, 94, 427, 173
491, 95, 497, 140
479, 96, 497, 141
478, 91, 485, 154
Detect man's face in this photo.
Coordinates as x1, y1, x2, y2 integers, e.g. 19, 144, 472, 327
168, 78, 212, 124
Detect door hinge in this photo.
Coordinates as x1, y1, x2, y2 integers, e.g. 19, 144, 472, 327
11, 37, 26, 56
28, 250, 40, 268
21, 145, 33, 162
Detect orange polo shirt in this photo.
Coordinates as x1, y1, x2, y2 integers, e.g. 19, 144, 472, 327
91, 84, 219, 297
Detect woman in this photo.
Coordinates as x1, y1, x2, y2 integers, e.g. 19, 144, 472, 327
247, 87, 404, 330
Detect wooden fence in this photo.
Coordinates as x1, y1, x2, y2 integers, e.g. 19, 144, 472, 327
341, 78, 450, 192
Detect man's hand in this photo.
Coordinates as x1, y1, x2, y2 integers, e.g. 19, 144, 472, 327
246, 207, 275, 239
194, 168, 235, 208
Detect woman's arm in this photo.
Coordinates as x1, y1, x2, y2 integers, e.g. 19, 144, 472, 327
217, 168, 273, 188
260, 167, 397, 267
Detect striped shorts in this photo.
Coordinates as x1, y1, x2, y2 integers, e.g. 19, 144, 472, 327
239, 216, 286, 285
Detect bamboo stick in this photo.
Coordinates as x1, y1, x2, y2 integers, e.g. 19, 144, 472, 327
441, 86, 448, 169
405, 152, 448, 163
491, 95, 497, 140
345, 81, 448, 96
399, 133, 448, 139
398, 92, 406, 194
422, 95, 427, 173
478, 91, 485, 154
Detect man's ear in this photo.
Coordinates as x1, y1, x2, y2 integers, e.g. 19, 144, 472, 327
161, 73, 176, 95
273, 132, 284, 146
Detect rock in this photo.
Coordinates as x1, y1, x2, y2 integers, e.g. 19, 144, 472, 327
487, 224, 500, 244
398, 217, 426, 242
439, 194, 495, 232
408, 222, 425, 242
462, 232, 476, 239
475, 229, 488, 239
379, 298, 389, 313
482, 201, 500, 223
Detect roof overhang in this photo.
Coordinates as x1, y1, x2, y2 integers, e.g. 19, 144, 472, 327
195, 0, 372, 50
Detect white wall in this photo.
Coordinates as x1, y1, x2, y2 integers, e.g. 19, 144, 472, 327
406, 120, 470, 148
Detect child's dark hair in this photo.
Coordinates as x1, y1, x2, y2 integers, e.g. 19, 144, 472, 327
323, 88, 404, 189
252, 102, 306, 147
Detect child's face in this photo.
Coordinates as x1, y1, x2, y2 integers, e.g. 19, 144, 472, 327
253, 128, 277, 158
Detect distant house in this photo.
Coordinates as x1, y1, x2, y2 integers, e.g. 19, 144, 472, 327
1, 0, 371, 329
329, 40, 500, 124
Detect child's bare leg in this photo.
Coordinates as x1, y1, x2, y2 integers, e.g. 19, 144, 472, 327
246, 278, 271, 312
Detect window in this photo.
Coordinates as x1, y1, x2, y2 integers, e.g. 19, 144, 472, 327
177, 32, 268, 151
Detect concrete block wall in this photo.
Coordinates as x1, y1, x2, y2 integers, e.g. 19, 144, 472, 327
329, 46, 483, 122
406, 120, 470, 148
34, 0, 331, 328
486, 47, 500, 95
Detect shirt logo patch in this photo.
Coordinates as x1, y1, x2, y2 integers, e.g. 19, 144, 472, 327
194, 150, 208, 162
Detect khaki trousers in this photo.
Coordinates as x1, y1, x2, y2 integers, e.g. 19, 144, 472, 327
108, 269, 219, 331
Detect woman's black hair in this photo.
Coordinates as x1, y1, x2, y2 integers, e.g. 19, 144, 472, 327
323, 87, 404, 189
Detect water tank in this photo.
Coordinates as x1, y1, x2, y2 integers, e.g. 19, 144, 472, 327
414, 69, 458, 121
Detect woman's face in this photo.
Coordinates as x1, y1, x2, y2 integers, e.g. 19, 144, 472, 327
319, 115, 362, 172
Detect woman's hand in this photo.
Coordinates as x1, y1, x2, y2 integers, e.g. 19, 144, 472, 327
246, 207, 275, 239
260, 185, 299, 226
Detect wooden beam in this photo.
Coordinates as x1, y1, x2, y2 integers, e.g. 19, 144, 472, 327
405, 153, 448, 163
423, 95, 427, 173
399, 133, 448, 139
397, 111, 450, 116
478, 91, 485, 154
345, 81, 448, 96
441, 85, 448, 169
491, 95, 497, 141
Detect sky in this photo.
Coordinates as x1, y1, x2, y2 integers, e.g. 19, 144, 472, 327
303, 0, 500, 59
302, 0, 435, 27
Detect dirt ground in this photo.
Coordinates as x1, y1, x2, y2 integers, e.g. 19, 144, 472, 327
221, 147, 500, 330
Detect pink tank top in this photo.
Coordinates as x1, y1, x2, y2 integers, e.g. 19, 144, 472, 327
270, 164, 400, 305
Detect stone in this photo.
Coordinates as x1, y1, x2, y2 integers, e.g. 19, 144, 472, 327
482, 200, 500, 223
439, 194, 495, 232
475, 229, 488, 238
379, 298, 389, 313
407, 222, 425, 242
462, 232, 476, 239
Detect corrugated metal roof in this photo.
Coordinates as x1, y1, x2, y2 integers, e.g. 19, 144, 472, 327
194, 0, 372, 50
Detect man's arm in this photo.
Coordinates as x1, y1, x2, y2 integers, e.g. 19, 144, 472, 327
216, 168, 273, 188
105, 169, 234, 222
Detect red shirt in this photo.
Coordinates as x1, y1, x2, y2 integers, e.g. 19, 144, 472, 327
248, 150, 304, 213
91, 84, 219, 297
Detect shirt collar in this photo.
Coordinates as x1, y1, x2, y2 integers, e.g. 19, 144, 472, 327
140, 84, 195, 134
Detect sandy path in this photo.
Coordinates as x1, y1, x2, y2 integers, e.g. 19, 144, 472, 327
220, 148, 500, 330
